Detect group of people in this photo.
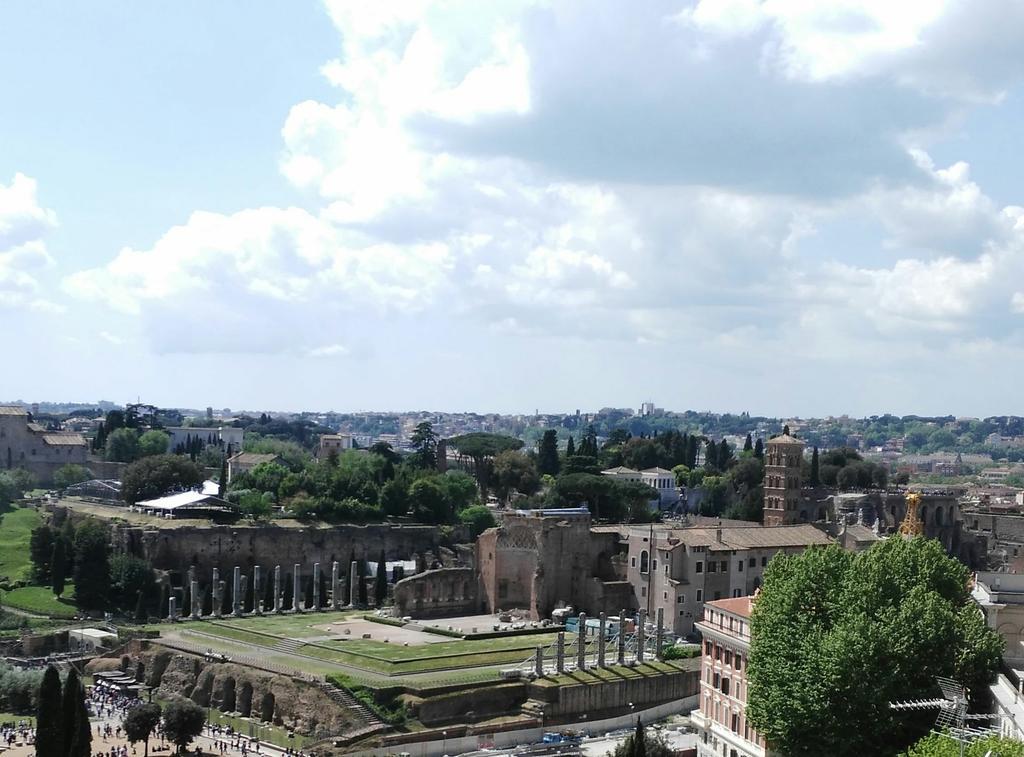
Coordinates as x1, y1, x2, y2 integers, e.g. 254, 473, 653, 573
0, 720, 34, 749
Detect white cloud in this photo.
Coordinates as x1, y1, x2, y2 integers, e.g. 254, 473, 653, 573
0, 173, 60, 311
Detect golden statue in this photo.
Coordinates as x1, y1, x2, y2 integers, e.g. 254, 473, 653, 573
898, 492, 924, 537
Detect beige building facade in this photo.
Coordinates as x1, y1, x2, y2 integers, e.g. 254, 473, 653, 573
0, 405, 88, 483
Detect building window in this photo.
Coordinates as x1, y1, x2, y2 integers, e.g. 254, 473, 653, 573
664, 564, 669, 575
640, 550, 650, 574
761, 557, 768, 567
696, 590, 703, 601
713, 673, 720, 688
707, 561, 716, 573
695, 562, 703, 573
641, 586, 646, 597
663, 591, 668, 600
737, 560, 743, 572
720, 560, 727, 572
722, 677, 730, 696
732, 589, 740, 598
735, 654, 742, 671
731, 714, 739, 734
724, 650, 732, 666
631, 557, 636, 568
677, 595, 684, 604
652, 559, 657, 571
749, 557, 756, 568
704, 641, 712, 656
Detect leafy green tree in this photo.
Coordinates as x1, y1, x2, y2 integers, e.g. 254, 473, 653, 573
109, 555, 158, 615
72, 520, 110, 610
459, 505, 497, 538
29, 524, 54, 583
162, 697, 206, 755
121, 454, 203, 505
62, 666, 91, 757
138, 430, 170, 457
0, 471, 24, 507
607, 717, 673, 757
440, 470, 478, 512
900, 732, 1024, 757
697, 476, 730, 516
53, 465, 90, 489
124, 702, 162, 757
380, 479, 408, 517
408, 478, 451, 524
492, 450, 539, 504
105, 427, 141, 462
747, 539, 1003, 757
537, 429, 560, 476
50, 538, 67, 598
448, 432, 523, 491
35, 665, 64, 757
410, 421, 439, 469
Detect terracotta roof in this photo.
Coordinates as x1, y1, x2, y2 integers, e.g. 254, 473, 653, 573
42, 434, 87, 446
0, 406, 29, 416
768, 433, 804, 447
228, 452, 281, 466
706, 596, 753, 618
27, 422, 47, 432
655, 524, 833, 551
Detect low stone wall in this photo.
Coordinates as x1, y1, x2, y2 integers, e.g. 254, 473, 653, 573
393, 567, 480, 618
528, 661, 700, 722
411, 682, 527, 726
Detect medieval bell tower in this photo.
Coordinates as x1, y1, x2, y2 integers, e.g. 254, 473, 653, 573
762, 428, 805, 527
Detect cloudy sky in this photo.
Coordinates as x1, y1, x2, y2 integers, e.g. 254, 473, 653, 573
3, 1, 1024, 417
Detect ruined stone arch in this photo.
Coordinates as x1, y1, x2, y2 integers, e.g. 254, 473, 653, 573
259, 691, 276, 722
238, 681, 253, 717
220, 676, 236, 713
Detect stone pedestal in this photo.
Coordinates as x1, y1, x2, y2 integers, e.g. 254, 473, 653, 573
331, 561, 340, 610
168, 596, 177, 621
598, 613, 607, 667
232, 567, 242, 617
577, 613, 587, 671
273, 565, 282, 614
212, 569, 222, 618
292, 564, 301, 612
252, 566, 262, 615
313, 563, 321, 611
655, 608, 664, 661
617, 609, 627, 665
349, 561, 359, 607
535, 646, 544, 677
556, 632, 565, 673
190, 580, 200, 619
637, 609, 647, 663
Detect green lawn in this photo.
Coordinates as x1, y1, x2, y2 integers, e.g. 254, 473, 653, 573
0, 712, 35, 726
1, 585, 77, 618
0, 505, 41, 583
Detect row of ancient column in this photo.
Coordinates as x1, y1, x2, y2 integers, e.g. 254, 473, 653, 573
534, 608, 665, 676
166, 561, 364, 621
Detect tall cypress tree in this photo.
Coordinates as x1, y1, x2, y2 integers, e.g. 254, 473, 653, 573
537, 430, 560, 476
357, 560, 368, 606
36, 665, 64, 757
743, 433, 753, 453
633, 716, 646, 757
810, 446, 820, 487
374, 550, 388, 607
705, 440, 718, 471
565, 436, 575, 458
753, 438, 764, 460
63, 667, 91, 757
218, 455, 228, 498
51, 539, 67, 598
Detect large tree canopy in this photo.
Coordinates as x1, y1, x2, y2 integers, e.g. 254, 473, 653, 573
747, 538, 1002, 757
121, 454, 203, 505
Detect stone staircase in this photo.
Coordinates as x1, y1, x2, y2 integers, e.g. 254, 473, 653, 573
272, 637, 303, 654
315, 680, 391, 743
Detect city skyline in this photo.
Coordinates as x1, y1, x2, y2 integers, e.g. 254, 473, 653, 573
4, 2, 1024, 417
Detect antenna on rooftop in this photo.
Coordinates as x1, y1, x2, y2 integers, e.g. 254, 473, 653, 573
889, 676, 1000, 756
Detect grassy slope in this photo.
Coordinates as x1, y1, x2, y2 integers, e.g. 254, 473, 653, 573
0, 506, 41, 583
1, 585, 77, 619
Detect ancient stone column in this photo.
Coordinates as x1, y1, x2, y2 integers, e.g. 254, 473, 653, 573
312, 562, 321, 612
598, 613, 607, 667
535, 646, 544, 677
655, 608, 665, 661
556, 632, 565, 673
212, 569, 222, 618
216, 580, 226, 618
637, 609, 647, 663
292, 564, 301, 612
349, 561, 359, 607
331, 561, 340, 611
168, 595, 177, 621
252, 566, 262, 615
273, 565, 282, 614
577, 613, 587, 671
617, 609, 627, 665
190, 580, 200, 619
232, 567, 242, 617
